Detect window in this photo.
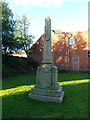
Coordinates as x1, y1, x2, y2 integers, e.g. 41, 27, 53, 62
88, 50, 90, 57
69, 38, 75, 45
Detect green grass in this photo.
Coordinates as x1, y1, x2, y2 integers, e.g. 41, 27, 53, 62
1, 73, 90, 118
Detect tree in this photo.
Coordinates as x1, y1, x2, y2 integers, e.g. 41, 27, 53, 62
2, 1, 18, 54
14, 15, 34, 54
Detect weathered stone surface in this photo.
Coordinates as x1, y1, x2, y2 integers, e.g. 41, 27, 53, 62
42, 16, 52, 64
29, 16, 64, 103
29, 87, 63, 97
29, 91, 64, 103
36, 64, 58, 89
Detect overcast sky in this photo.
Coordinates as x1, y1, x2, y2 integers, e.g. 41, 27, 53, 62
5, 0, 89, 42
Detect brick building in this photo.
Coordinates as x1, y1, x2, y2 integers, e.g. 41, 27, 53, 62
28, 30, 90, 71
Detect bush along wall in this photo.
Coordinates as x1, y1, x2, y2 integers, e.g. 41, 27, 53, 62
2, 55, 39, 78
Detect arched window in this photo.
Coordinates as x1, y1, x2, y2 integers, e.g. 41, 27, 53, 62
69, 38, 75, 45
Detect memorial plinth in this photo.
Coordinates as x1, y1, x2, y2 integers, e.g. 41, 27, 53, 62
29, 17, 64, 103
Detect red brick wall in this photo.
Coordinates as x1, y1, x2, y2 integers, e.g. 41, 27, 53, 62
31, 35, 44, 64
29, 31, 89, 70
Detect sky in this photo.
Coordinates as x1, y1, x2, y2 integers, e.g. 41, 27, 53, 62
5, 0, 89, 42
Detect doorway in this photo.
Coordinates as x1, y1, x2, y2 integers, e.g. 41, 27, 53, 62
72, 58, 79, 71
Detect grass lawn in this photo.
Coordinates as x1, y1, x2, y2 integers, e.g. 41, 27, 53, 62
1, 72, 90, 118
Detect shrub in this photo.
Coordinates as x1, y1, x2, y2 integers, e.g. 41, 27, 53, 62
58, 68, 70, 73
2, 55, 39, 78
27, 57, 39, 70
2, 64, 10, 77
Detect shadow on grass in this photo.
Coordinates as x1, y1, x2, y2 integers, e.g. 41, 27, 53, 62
1, 79, 89, 96
2, 81, 89, 118
58, 73, 89, 82
2, 73, 89, 90
2, 74, 36, 90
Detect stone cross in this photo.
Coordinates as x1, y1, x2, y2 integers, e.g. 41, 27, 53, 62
29, 16, 64, 103
42, 17, 52, 64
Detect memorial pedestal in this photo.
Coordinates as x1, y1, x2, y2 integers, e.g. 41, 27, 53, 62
29, 64, 64, 103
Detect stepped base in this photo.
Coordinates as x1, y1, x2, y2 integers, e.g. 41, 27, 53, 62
29, 87, 64, 103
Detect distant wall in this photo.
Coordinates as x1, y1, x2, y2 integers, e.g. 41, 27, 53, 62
28, 31, 90, 71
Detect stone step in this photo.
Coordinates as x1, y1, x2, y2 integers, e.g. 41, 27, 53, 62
30, 87, 63, 97
29, 91, 64, 103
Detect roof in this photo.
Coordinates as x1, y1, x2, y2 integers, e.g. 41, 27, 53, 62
52, 29, 63, 34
